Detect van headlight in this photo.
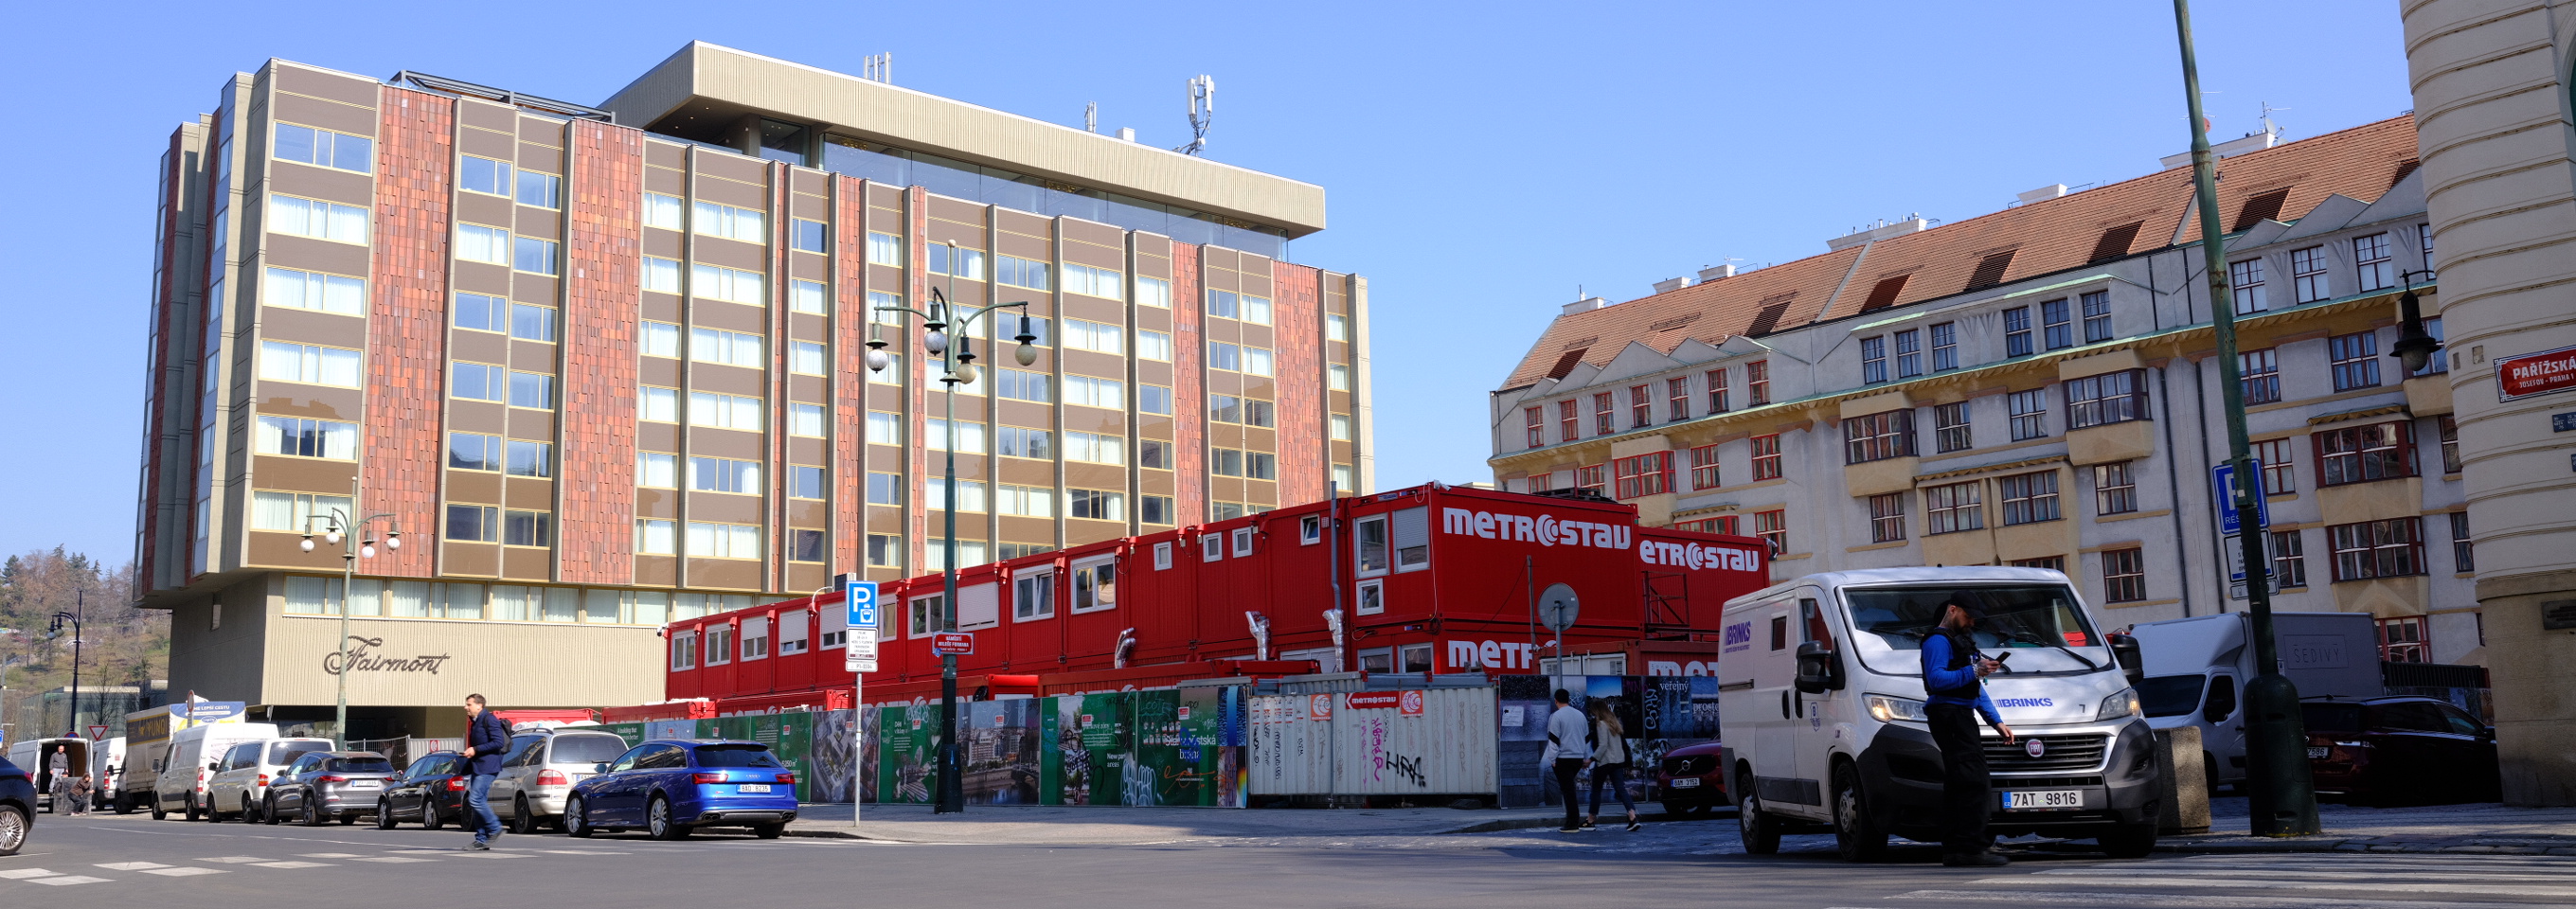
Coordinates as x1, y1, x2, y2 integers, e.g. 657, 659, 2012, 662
1866, 694, 1929, 723
2097, 687, 2142, 721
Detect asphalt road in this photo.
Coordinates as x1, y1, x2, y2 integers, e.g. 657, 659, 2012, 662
9, 810, 2576, 909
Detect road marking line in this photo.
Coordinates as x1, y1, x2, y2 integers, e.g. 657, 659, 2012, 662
349, 857, 439, 864
198, 856, 271, 864
1896, 888, 2556, 909
0, 869, 61, 880
96, 862, 170, 870
251, 861, 332, 869
1970, 876, 2576, 898
536, 850, 628, 855
297, 853, 365, 858
27, 875, 111, 886
2036, 867, 2576, 883
449, 852, 528, 859
140, 867, 228, 877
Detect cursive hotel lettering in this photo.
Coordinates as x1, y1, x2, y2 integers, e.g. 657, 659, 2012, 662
323, 636, 456, 676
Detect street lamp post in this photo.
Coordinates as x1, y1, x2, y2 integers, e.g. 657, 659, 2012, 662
301, 475, 402, 748
47, 602, 80, 739
2173, 0, 2320, 836
866, 244, 1038, 814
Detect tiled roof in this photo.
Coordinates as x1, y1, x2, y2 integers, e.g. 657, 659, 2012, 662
1498, 115, 2420, 389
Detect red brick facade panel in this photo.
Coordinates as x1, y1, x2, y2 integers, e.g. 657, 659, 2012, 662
832, 175, 871, 572
1170, 241, 1204, 524
364, 87, 453, 579
1272, 263, 1325, 506
559, 118, 645, 584
907, 187, 931, 565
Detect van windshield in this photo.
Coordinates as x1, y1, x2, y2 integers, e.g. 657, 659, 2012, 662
2138, 675, 2208, 718
1842, 584, 2104, 676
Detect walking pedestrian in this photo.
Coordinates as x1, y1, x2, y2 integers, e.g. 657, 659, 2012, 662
459, 693, 510, 850
1923, 597, 2015, 867
1583, 702, 1639, 831
1545, 689, 1590, 833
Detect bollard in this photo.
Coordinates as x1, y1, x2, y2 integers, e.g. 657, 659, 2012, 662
2156, 726, 2210, 835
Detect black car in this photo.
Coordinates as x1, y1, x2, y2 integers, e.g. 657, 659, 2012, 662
1, 757, 33, 856
376, 751, 474, 829
2303, 696, 2500, 806
267, 751, 398, 826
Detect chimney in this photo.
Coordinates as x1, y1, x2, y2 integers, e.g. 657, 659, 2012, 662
1826, 216, 1932, 251
1652, 276, 1691, 294
2017, 184, 2069, 205
1562, 296, 1611, 316
1697, 264, 1736, 283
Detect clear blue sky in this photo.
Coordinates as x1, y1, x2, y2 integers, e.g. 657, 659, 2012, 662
0, 1, 2412, 565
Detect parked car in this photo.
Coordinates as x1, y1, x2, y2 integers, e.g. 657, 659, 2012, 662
376, 751, 474, 829
154, 722, 282, 821
493, 727, 630, 834
564, 740, 797, 841
1653, 740, 1728, 816
265, 752, 397, 826
2303, 696, 2500, 806
1, 756, 34, 856
206, 737, 332, 823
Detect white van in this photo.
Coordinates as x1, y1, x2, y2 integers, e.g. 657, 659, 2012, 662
92, 738, 128, 811
1719, 567, 2161, 862
2128, 611, 2381, 790
205, 737, 333, 822
153, 722, 281, 820
5, 739, 91, 812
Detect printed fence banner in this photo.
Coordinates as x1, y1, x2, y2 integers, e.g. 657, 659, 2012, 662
961, 700, 1044, 805
809, 708, 862, 803
877, 704, 945, 804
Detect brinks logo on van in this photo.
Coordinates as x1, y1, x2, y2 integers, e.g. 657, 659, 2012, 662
1995, 698, 2055, 708
1722, 621, 1755, 653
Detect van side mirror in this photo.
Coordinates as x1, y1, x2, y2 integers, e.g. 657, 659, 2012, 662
1794, 641, 1842, 694
2108, 632, 2145, 686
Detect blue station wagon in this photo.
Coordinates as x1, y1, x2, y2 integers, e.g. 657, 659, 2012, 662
564, 740, 796, 840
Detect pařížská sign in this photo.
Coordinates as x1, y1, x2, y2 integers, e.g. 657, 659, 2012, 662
323, 636, 455, 675
2496, 344, 2576, 401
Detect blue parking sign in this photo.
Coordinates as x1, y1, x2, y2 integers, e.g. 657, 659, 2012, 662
845, 580, 879, 631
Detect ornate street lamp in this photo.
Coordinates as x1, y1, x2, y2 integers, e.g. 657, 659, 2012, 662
301, 475, 402, 748
2389, 270, 2443, 375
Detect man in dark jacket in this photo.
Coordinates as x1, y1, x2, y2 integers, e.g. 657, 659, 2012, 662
461, 693, 510, 849
1923, 598, 2015, 867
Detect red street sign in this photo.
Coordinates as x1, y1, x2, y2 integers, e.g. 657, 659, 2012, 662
2497, 344, 2576, 401
932, 632, 975, 655
1346, 691, 1405, 709
88, 724, 109, 740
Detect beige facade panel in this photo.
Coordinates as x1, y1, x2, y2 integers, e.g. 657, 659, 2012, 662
262, 613, 662, 707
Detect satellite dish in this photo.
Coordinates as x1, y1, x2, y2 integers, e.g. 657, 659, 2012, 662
1539, 583, 1581, 633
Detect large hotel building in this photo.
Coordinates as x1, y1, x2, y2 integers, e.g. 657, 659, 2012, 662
133, 43, 1373, 737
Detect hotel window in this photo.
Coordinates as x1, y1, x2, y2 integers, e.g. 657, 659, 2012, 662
1749, 433, 1783, 480
2081, 291, 2113, 343
1706, 369, 1730, 413
506, 440, 551, 478
2229, 258, 2267, 314
924, 418, 988, 454
924, 245, 987, 280
2253, 438, 2296, 493
1211, 449, 1244, 477
2093, 461, 2138, 515
996, 255, 1052, 291
456, 292, 510, 332
790, 341, 827, 376
256, 416, 356, 459
271, 195, 368, 243
2041, 298, 2073, 349
515, 169, 561, 208
689, 456, 761, 494
503, 509, 551, 547
1062, 262, 1122, 300
636, 452, 677, 489
867, 232, 903, 266
688, 392, 764, 431
460, 155, 510, 195
785, 465, 827, 500
447, 433, 502, 472
1243, 398, 1277, 428
1843, 409, 1915, 464
2291, 245, 2329, 303
995, 368, 1051, 403
996, 484, 1054, 518
926, 478, 989, 512
790, 279, 827, 314
788, 402, 825, 437
2065, 369, 2145, 429
1329, 363, 1351, 391
2008, 389, 2048, 440
1997, 471, 2061, 525
1690, 443, 1722, 490
1746, 360, 1771, 405
692, 202, 767, 243
868, 353, 903, 384
1593, 392, 1615, 435
1242, 294, 1275, 326
2101, 548, 2146, 603
1133, 383, 1172, 415
691, 264, 765, 307
508, 371, 553, 409
1933, 401, 1972, 453
1208, 341, 1243, 371
1065, 431, 1123, 465
1868, 492, 1907, 544
1057, 319, 1120, 356
249, 490, 353, 532
635, 519, 677, 555
1064, 375, 1123, 409
2002, 306, 2033, 357
1141, 495, 1175, 526
997, 425, 1052, 460
2330, 517, 2424, 580
643, 257, 680, 294
2270, 530, 2308, 588
275, 122, 372, 172
510, 303, 557, 343
688, 522, 763, 560
1929, 322, 1958, 371
2240, 348, 2281, 403
1330, 414, 1353, 441
1523, 407, 1544, 448
1327, 312, 1351, 342
1612, 452, 1673, 499
1209, 395, 1243, 425
1136, 330, 1173, 362
446, 505, 500, 544
1210, 290, 1243, 319
639, 385, 679, 422
2329, 330, 2382, 388
263, 267, 365, 316
1753, 509, 1788, 554
866, 472, 903, 506
1067, 489, 1125, 522
1925, 481, 1983, 534
2354, 232, 2394, 292
1894, 328, 1923, 378
259, 341, 362, 387
1138, 438, 1170, 469
1628, 384, 1652, 428
644, 193, 684, 230
864, 411, 903, 446
1136, 276, 1172, 308
1242, 347, 1275, 376
1576, 465, 1605, 493
790, 218, 828, 253
2316, 421, 2415, 486
455, 223, 510, 264
2450, 511, 2474, 573
2438, 416, 2461, 473
1860, 335, 1888, 384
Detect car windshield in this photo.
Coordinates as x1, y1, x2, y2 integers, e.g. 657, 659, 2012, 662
2138, 675, 2207, 718
2302, 703, 2368, 733
1843, 583, 2104, 675
550, 735, 626, 764
271, 741, 330, 764
691, 744, 782, 768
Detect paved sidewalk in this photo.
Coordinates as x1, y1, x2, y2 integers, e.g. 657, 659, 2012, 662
785, 802, 1580, 844
2140, 796, 2576, 856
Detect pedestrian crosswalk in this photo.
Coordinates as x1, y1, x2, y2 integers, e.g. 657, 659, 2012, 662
0, 847, 637, 888
1835, 853, 2576, 909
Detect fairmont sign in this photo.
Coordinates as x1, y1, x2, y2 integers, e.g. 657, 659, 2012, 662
323, 636, 456, 676
2496, 344, 2576, 402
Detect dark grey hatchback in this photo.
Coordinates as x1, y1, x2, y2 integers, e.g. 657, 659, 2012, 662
2, 756, 34, 856
265, 752, 397, 825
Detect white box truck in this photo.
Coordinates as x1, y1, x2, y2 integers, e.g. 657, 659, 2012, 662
1719, 567, 2161, 862
2127, 611, 2381, 789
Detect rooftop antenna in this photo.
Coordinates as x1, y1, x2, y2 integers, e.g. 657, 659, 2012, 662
1084, 102, 1098, 133
1174, 75, 1213, 155
2257, 100, 2289, 140
861, 53, 892, 84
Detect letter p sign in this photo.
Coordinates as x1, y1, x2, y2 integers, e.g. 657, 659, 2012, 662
846, 580, 880, 631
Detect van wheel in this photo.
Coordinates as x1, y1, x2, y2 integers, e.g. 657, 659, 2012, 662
151, 796, 168, 821
1737, 778, 1781, 854
2098, 822, 2157, 859
185, 794, 202, 822
564, 795, 594, 838
1831, 764, 1889, 863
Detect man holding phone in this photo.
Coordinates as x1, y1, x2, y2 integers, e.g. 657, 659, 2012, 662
1923, 597, 2015, 867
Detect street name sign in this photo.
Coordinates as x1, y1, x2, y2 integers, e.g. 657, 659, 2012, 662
933, 632, 975, 656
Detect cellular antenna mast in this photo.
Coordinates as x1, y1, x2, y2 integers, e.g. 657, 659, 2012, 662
1174, 75, 1213, 155
1084, 101, 1098, 133
861, 53, 892, 84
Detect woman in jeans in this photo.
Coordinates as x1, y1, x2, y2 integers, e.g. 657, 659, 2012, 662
1584, 702, 1640, 831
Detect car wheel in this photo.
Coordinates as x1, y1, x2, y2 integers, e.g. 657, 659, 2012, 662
375, 799, 396, 830
510, 796, 540, 835
262, 794, 280, 826
2098, 821, 2158, 859
243, 795, 260, 824
564, 795, 594, 838
751, 822, 785, 840
0, 805, 27, 857
1831, 763, 1889, 863
423, 803, 445, 830
302, 797, 326, 827
1738, 784, 1781, 854
646, 795, 689, 841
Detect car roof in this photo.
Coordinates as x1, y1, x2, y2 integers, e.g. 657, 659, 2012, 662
641, 738, 765, 747
2303, 695, 2453, 706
